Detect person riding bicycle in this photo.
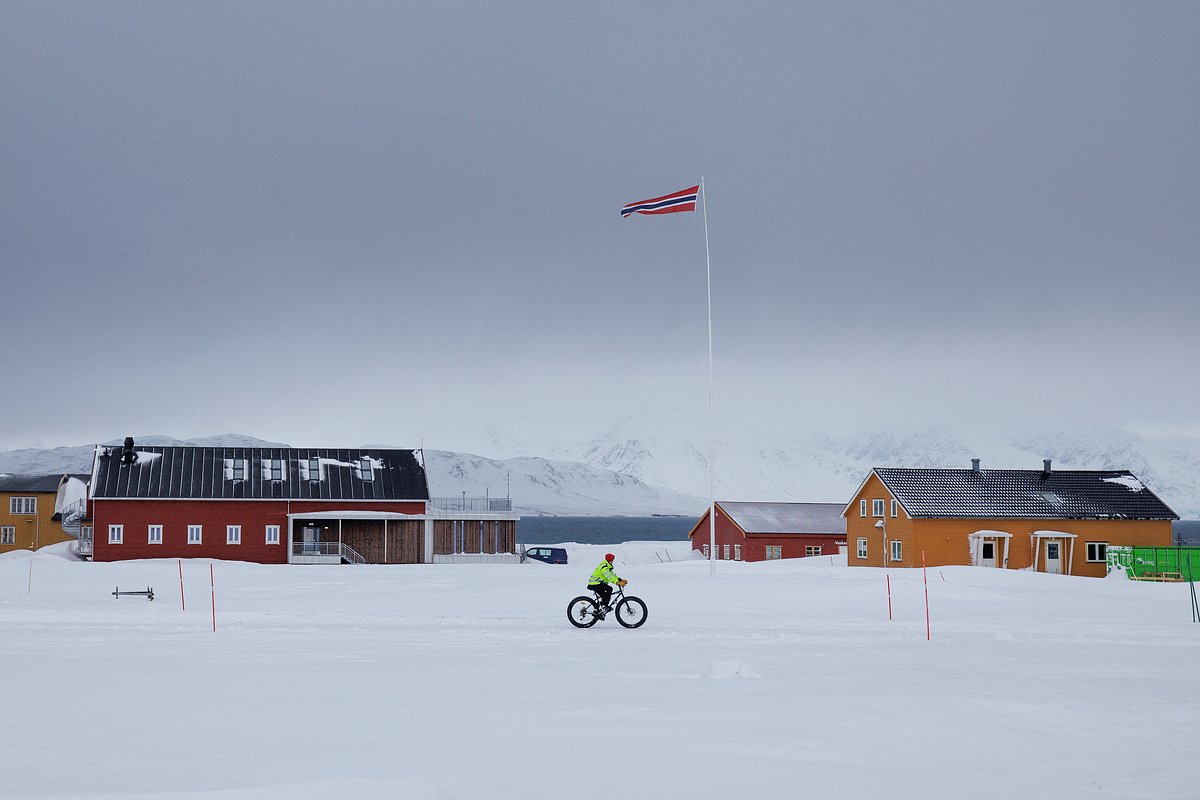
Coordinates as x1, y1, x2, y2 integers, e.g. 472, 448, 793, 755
587, 552, 626, 614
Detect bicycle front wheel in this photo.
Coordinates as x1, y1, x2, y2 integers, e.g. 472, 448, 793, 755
567, 596, 601, 628
615, 596, 648, 628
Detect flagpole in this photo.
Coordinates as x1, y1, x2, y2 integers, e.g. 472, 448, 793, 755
701, 176, 715, 578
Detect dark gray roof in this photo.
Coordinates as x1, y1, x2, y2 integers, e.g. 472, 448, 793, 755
91, 447, 428, 501
874, 468, 1178, 520
0, 474, 69, 493
719, 501, 846, 535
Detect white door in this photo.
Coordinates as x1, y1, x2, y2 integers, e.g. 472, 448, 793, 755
1044, 541, 1062, 575
981, 541, 996, 568
302, 526, 320, 555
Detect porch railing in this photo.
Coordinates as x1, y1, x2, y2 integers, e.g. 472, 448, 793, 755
428, 497, 513, 513
340, 542, 366, 565
290, 541, 366, 564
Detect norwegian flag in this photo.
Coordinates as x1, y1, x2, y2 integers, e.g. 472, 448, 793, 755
620, 185, 699, 218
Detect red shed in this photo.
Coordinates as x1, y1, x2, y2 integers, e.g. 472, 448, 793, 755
688, 501, 846, 562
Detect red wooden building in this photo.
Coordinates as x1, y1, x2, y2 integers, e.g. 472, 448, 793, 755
688, 501, 846, 562
89, 438, 516, 564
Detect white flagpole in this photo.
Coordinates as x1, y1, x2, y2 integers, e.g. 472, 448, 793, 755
701, 177, 715, 578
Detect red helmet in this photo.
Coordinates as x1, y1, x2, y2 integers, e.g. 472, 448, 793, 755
605, 553, 615, 563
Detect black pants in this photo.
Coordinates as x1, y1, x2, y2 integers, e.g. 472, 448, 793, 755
590, 583, 613, 608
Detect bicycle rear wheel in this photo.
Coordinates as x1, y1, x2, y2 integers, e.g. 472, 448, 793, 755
567, 595, 601, 628
615, 596, 647, 628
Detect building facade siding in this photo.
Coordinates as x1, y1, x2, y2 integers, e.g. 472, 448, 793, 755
846, 473, 1172, 576
91, 499, 426, 563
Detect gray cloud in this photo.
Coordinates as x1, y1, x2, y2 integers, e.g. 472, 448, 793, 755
2, 2, 1198, 452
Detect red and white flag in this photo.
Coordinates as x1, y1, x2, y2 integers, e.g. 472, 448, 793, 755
620, 185, 699, 218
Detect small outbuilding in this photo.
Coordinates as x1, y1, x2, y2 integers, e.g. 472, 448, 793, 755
688, 501, 846, 562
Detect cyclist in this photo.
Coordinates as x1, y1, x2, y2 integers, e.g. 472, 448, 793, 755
587, 552, 626, 615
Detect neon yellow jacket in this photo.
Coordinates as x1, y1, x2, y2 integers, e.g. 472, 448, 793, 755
587, 560, 622, 587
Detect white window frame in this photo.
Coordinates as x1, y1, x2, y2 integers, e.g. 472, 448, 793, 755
872, 499, 885, 518
702, 543, 710, 558
265, 524, 280, 545
805, 545, 822, 557
857, 537, 868, 559
147, 524, 163, 545
108, 524, 123, 544
232, 458, 247, 481
859, 499, 867, 518
1, 526, 14, 545
890, 499, 898, 518
226, 525, 241, 545
9, 496, 36, 515
733, 544, 742, 561
270, 459, 284, 481
723, 543, 731, 560
1086, 542, 1108, 563
359, 457, 374, 481
765, 545, 782, 560
307, 458, 321, 481
891, 539, 903, 562
187, 525, 203, 545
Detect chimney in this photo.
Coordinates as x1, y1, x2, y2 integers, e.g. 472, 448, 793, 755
1042, 459, 1052, 478
971, 458, 981, 473
120, 436, 137, 465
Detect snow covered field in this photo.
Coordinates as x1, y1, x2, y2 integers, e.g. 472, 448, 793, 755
1, 542, 1195, 799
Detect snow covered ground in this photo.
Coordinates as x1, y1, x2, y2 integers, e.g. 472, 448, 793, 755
1, 542, 1195, 799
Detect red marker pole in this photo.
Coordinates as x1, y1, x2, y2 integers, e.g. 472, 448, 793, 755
922, 550, 931, 641
886, 573, 893, 621
178, 559, 186, 611
209, 563, 216, 633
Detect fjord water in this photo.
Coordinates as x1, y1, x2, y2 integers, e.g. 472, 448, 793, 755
517, 515, 695, 545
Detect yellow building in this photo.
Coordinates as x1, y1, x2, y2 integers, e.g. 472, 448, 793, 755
0, 474, 77, 554
843, 460, 1176, 578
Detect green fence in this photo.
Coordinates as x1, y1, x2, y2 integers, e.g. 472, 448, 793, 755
1107, 546, 1200, 581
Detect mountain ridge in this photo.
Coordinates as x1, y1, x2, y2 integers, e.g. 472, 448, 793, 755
1, 427, 1195, 517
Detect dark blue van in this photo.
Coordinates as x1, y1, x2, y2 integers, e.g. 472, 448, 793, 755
523, 546, 568, 564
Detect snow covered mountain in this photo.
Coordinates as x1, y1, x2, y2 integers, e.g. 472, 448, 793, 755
421, 450, 703, 516
0, 435, 704, 517
1, 427, 1196, 517
561, 423, 1200, 518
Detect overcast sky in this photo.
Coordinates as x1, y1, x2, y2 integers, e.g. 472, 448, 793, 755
2, 2, 1198, 454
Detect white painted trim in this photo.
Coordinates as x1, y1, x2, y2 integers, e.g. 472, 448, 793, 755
841, 470, 878, 518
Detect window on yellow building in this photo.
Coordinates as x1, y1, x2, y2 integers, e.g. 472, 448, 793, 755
9, 497, 36, 515
1086, 542, 1107, 562
1, 526, 14, 545
857, 538, 867, 559
872, 499, 885, 517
